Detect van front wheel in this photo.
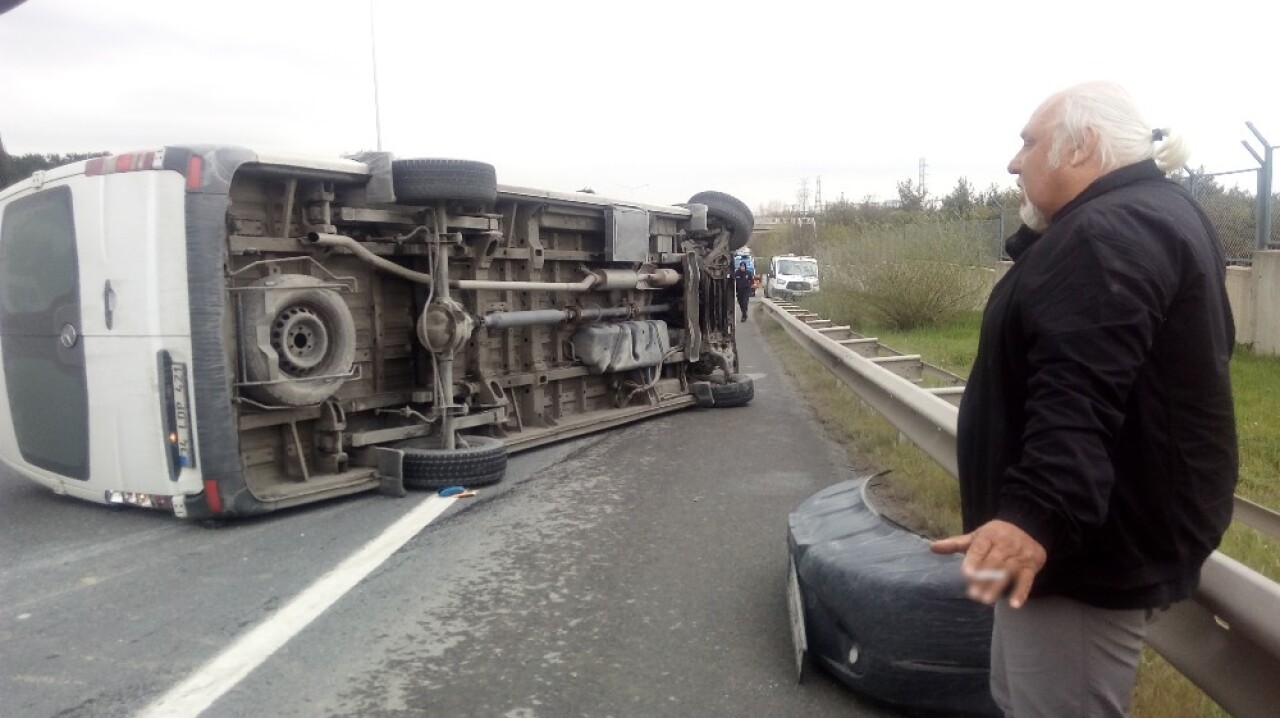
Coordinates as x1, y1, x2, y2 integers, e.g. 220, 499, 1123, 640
688, 190, 754, 252
392, 159, 498, 205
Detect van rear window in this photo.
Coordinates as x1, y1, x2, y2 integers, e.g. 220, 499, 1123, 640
0, 186, 90, 480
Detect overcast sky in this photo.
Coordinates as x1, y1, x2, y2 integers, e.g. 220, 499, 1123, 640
2, 0, 1277, 211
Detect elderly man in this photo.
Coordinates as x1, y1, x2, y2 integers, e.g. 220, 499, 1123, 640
931, 82, 1238, 717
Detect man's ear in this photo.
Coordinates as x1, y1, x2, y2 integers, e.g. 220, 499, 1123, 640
1070, 127, 1100, 167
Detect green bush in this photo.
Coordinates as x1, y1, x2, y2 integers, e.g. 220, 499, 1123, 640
820, 221, 992, 330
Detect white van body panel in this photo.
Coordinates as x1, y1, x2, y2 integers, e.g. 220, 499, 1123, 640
82, 336, 203, 499
78, 169, 202, 499
74, 171, 192, 338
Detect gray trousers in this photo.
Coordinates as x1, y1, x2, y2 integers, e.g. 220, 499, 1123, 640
989, 596, 1149, 717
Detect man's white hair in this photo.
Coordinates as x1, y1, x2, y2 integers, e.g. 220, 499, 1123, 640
1046, 81, 1190, 173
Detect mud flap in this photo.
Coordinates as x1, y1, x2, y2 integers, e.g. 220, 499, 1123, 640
371, 447, 408, 498
690, 381, 715, 408
787, 555, 813, 683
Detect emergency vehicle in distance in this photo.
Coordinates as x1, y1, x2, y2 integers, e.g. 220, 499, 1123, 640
764, 254, 819, 299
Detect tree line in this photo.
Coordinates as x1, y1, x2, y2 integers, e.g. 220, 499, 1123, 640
0, 133, 107, 190
769, 170, 1271, 260
762, 176, 1022, 227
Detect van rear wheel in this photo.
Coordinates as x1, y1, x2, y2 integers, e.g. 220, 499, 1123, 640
711, 373, 754, 407
691, 374, 754, 408
394, 435, 507, 489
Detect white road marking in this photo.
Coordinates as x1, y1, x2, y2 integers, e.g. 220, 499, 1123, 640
138, 495, 455, 718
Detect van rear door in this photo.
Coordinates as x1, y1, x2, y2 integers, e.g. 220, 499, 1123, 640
0, 185, 90, 480
74, 168, 198, 500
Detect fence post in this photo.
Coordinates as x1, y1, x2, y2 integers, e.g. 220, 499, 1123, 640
1244, 123, 1273, 251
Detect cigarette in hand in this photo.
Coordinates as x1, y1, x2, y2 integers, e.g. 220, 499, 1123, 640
970, 569, 1009, 581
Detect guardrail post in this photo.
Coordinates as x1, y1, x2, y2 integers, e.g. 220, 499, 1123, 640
1243, 123, 1274, 252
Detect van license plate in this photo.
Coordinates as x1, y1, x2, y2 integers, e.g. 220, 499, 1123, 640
170, 363, 195, 468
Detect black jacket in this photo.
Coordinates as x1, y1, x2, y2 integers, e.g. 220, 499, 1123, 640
734, 269, 754, 297
956, 160, 1238, 609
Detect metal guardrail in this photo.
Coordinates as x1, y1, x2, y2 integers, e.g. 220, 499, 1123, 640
794, 307, 1280, 542
762, 297, 1280, 718
1234, 495, 1280, 540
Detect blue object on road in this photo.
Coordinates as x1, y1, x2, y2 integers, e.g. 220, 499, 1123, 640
438, 486, 465, 497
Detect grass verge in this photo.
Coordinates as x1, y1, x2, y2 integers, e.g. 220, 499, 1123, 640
757, 316, 962, 538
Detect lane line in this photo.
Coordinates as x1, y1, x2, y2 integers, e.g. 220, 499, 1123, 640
138, 495, 454, 718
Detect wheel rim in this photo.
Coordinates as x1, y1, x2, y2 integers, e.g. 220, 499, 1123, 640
270, 305, 331, 375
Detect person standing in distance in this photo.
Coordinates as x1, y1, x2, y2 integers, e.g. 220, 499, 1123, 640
930, 82, 1238, 717
734, 262, 754, 321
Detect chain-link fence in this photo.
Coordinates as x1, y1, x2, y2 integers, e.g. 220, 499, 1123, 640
1181, 168, 1266, 265
1273, 196, 1279, 250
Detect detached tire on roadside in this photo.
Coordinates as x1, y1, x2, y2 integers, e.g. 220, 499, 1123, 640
392, 158, 498, 205
789, 477, 999, 716
393, 434, 507, 490
688, 190, 754, 251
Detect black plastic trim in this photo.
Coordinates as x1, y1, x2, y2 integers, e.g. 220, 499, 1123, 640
175, 145, 263, 517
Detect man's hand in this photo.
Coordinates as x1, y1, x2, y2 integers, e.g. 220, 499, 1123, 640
930, 520, 1047, 608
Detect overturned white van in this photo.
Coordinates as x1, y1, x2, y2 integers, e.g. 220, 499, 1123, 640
0, 146, 754, 518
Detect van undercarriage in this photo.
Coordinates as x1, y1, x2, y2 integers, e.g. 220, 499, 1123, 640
213, 155, 752, 513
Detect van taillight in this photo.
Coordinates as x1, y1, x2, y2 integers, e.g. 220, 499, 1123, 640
85, 150, 163, 176
186, 155, 203, 190
204, 479, 223, 513
158, 351, 196, 480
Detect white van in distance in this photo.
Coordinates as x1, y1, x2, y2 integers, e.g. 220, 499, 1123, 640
0, 146, 755, 518
765, 254, 820, 299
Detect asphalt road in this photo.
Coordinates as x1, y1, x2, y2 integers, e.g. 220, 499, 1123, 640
1, 303, 898, 718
